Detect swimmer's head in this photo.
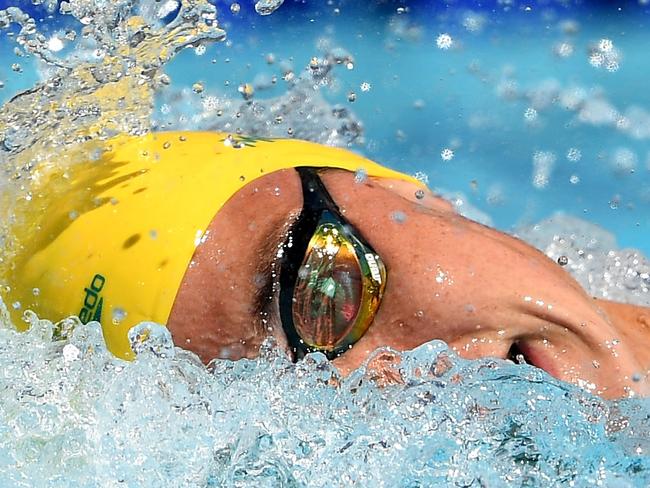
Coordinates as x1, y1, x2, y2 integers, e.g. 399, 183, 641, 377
3, 131, 421, 360
4, 131, 648, 399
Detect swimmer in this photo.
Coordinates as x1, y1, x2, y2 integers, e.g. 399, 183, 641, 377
3, 132, 649, 399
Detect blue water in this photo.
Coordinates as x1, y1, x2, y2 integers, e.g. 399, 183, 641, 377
1, 1, 650, 486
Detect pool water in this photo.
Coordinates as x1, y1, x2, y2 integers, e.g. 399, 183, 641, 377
0, 0, 649, 486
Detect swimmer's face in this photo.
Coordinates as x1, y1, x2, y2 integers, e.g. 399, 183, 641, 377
168, 169, 648, 399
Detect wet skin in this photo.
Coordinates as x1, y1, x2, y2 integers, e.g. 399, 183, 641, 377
168, 169, 650, 399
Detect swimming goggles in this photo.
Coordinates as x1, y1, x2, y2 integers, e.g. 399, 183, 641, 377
279, 167, 387, 360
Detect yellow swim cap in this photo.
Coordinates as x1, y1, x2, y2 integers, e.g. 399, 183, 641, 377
3, 131, 420, 360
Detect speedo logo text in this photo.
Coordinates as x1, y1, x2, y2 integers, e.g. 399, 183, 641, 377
78, 274, 106, 324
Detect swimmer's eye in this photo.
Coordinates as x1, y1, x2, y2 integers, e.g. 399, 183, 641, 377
279, 168, 386, 360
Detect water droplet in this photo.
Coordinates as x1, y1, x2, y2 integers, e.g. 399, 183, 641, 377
524, 107, 538, 121
162, 141, 171, 149
11, 63, 22, 73
112, 307, 127, 325
239, 175, 245, 182
557, 255, 568, 266
192, 82, 204, 93
68, 210, 79, 220
598, 38, 614, 52
440, 148, 454, 161
194, 44, 206, 56
354, 168, 367, 183
436, 33, 453, 50
360, 82, 371, 92
390, 211, 407, 224
12, 301, 21, 310
158, 73, 171, 85
63, 344, 80, 362
415, 189, 425, 200
230, 2, 241, 14
347, 92, 357, 102
128, 322, 175, 359
238, 83, 254, 100
413, 172, 429, 184
47, 35, 64, 52
32, 288, 40, 296
255, 0, 285, 16
569, 175, 580, 184
149, 230, 158, 240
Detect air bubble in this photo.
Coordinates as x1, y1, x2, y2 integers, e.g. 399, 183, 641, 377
230, 3, 241, 14
557, 256, 569, 266
415, 189, 425, 200
347, 92, 357, 102
192, 82, 204, 93
162, 141, 171, 149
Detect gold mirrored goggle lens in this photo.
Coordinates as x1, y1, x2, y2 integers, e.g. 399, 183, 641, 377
291, 218, 386, 353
